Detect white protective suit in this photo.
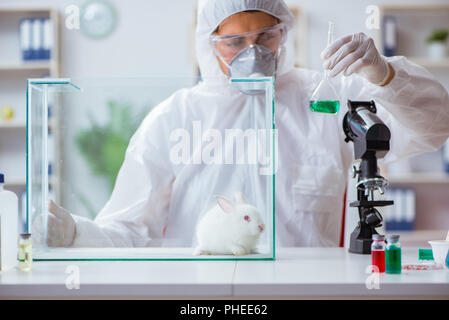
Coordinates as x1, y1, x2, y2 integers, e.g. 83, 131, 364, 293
70, 0, 449, 247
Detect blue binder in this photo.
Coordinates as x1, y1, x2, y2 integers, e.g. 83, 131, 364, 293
20, 18, 52, 61
19, 19, 32, 60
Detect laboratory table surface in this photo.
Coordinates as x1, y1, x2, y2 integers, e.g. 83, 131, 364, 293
0, 247, 448, 299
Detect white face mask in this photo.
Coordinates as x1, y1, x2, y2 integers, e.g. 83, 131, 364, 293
227, 44, 277, 78
224, 45, 278, 95
210, 23, 286, 91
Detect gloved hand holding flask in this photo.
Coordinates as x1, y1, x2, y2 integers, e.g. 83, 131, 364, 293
321, 32, 394, 86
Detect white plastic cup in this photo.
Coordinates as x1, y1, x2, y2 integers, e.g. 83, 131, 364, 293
428, 240, 449, 268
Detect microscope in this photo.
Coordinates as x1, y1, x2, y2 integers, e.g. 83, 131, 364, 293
343, 100, 394, 254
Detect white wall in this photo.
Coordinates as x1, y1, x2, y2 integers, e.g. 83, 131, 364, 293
59, 0, 199, 78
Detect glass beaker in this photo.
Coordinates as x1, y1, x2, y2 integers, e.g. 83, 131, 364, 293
309, 21, 340, 114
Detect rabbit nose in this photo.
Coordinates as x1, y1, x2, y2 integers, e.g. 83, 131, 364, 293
258, 224, 265, 232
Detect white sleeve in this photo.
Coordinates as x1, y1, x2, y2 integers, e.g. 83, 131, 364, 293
340, 56, 449, 163
71, 103, 176, 247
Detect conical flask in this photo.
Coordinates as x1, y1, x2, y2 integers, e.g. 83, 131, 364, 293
309, 21, 340, 114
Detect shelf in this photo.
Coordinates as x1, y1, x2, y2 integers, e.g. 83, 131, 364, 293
0, 6, 59, 201
0, 121, 26, 129
393, 230, 448, 247
388, 173, 449, 185
0, 7, 54, 13
380, 4, 449, 12
5, 179, 26, 187
408, 57, 449, 68
378, 5, 449, 70
4, 177, 57, 187
0, 61, 52, 71
0, 119, 59, 129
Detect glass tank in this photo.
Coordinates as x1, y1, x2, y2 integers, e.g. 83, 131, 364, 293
26, 77, 275, 260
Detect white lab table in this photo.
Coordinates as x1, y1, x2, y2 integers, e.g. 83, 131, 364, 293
1, 247, 448, 299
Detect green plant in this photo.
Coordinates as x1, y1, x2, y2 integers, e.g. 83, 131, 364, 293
75, 100, 146, 193
427, 29, 449, 43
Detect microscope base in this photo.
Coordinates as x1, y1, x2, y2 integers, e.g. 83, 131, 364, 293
348, 227, 375, 254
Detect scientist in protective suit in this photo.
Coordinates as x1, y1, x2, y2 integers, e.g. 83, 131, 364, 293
40, 0, 449, 247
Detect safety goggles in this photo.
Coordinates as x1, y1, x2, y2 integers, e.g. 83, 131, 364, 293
210, 23, 286, 62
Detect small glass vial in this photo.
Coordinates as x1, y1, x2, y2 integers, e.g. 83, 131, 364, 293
18, 233, 32, 272
371, 234, 385, 273
385, 234, 401, 274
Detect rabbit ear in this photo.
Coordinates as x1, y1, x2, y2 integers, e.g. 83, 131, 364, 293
234, 191, 246, 204
215, 195, 235, 213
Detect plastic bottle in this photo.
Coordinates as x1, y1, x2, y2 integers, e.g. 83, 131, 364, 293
386, 234, 402, 274
371, 234, 385, 273
0, 173, 19, 270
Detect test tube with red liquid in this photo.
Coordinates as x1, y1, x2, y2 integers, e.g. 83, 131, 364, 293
371, 234, 386, 273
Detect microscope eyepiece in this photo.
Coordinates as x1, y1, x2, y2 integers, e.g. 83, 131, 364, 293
343, 100, 391, 160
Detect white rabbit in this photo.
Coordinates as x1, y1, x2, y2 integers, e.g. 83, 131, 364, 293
193, 191, 265, 256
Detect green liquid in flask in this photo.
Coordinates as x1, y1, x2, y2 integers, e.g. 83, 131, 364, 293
309, 100, 340, 114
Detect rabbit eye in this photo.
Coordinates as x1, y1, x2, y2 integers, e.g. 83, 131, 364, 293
244, 215, 251, 222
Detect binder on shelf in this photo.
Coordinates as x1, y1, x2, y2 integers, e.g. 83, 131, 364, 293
19, 18, 52, 61
404, 189, 415, 226
42, 18, 53, 60
48, 130, 54, 173
31, 18, 41, 60
384, 188, 416, 231
19, 19, 32, 60
383, 15, 397, 57
443, 139, 449, 174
